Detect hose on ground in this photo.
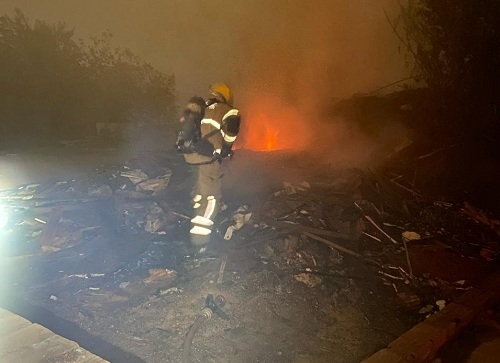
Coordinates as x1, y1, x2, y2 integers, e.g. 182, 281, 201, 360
181, 307, 213, 363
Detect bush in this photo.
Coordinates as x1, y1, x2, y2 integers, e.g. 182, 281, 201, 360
0, 9, 176, 147
394, 0, 500, 138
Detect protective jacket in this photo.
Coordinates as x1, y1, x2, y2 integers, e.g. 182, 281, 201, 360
183, 95, 241, 163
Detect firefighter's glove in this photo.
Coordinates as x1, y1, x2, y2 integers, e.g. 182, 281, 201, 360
220, 142, 234, 158
213, 150, 223, 164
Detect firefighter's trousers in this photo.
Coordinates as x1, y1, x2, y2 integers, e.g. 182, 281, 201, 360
183, 153, 222, 246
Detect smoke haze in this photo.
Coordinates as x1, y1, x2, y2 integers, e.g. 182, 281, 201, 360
0, 0, 410, 165
0, 1, 406, 95
233, 0, 409, 166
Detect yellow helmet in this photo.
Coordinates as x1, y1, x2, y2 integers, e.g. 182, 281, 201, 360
210, 83, 232, 104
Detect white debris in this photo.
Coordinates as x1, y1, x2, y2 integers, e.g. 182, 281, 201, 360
158, 287, 182, 296
224, 225, 235, 240
436, 300, 446, 310
120, 169, 149, 184
90, 273, 105, 277
402, 231, 421, 241
419, 305, 434, 314
119, 281, 131, 289
224, 208, 253, 240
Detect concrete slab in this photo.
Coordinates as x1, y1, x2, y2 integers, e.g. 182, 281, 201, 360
0, 308, 109, 363
0, 308, 31, 337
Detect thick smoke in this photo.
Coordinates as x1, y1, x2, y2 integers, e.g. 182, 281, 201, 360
230, 0, 410, 166
0, 0, 410, 166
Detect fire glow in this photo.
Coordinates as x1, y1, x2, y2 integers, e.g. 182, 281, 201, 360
237, 96, 312, 152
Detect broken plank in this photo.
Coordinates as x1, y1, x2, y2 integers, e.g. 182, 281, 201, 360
260, 217, 349, 239
303, 232, 379, 265
355, 202, 398, 244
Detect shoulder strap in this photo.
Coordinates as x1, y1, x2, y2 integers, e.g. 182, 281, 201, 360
201, 128, 221, 140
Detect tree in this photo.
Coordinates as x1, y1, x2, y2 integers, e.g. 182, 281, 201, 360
0, 9, 85, 141
394, 0, 500, 137
0, 9, 176, 146
81, 33, 176, 126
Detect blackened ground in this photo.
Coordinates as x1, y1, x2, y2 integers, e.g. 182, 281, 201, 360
0, 146, 419, 363
0, 146, 493, 363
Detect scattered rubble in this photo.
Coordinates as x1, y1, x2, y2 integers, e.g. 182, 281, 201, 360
144, 268, 177, 284
1, 154, 497, 304
1, 150, 499, 363
294, 272, 322, 287
0, 153, 179, 258
223, 206, 252, 240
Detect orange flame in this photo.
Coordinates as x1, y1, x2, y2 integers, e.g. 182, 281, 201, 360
237, 95, 311, 152
263, 127, 278, 151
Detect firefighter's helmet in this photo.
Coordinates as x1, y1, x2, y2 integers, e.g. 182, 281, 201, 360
210, 83, 232, 104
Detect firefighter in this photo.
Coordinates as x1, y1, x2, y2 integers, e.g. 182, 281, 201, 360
176, 84, 241, 248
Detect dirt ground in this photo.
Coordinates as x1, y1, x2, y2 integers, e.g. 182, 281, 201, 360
0, 143, 498, 363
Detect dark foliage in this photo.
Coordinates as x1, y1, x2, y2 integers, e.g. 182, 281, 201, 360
0, 9, 176, 147
394, 0, 500, 139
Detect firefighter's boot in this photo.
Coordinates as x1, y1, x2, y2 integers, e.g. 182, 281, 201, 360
190, 195, 218, 247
